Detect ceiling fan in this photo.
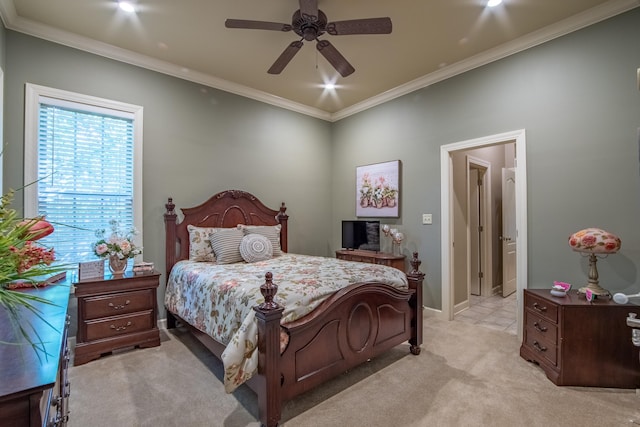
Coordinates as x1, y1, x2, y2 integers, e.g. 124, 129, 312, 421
225, 0, 392, 77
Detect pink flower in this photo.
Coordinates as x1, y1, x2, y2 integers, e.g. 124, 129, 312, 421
119, 240, 131, 254
581, 235, 597, 247
18, 218, 54, 240
95, 243, 108, 255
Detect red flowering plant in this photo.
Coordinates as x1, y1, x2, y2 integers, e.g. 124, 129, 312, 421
0, 189, 67, 355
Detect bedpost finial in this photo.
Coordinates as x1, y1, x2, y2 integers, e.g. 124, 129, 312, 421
278, 202, 289, 221
259, 272, 281, 310
166, 197, 175, 215
410, 252, 424, 276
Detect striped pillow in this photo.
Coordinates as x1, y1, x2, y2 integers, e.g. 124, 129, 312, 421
238, 224, 282, 256
239, 234, 273, 263
210, 228, 244, 265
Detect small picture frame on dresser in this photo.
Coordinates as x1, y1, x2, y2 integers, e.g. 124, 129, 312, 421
78, 260, 104, 280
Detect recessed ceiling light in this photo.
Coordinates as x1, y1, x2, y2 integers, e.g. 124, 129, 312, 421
487, 0, 502, 7
118, 1, 136, 13
324, 83, 336, 90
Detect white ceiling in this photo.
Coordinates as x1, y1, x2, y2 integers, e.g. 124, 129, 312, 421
1, 0, 638, 121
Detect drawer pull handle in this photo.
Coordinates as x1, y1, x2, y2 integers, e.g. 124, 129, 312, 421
533, 340, 547, 352
110, 321, 132, 331
109, 300, 131, 310
533, 322, 547, 332
532, 302, 547, 313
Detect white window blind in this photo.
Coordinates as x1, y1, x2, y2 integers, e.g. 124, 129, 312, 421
24, 84, 143, 265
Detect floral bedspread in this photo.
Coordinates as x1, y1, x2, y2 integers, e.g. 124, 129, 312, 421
164, 253, 408, 392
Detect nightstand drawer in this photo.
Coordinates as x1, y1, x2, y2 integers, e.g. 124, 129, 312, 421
525, 312, 558, 345
84, 311, 154, 341
523, 334, 557, 366
83, 289, 154, 320
525, 293, 558, 323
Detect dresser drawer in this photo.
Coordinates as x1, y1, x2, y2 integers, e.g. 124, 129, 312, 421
523, 333, 558, 366
525, 312, 558, 345
350, 255, 374, 264
525, 293, 558, 323
83, 289, 154, 320
84, 311, 154, 341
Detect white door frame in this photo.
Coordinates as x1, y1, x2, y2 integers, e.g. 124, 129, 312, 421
441, 129, 528, 339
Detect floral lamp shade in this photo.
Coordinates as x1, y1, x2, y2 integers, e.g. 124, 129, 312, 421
568, 228, 621, 299
568, 228, 621, 254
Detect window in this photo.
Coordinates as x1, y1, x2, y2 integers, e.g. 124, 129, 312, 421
24, 84, 143, 265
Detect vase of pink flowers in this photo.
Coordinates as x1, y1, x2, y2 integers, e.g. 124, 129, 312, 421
93, 220, 142, 274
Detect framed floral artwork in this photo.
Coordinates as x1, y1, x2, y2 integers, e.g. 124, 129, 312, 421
356, 160, 400, 217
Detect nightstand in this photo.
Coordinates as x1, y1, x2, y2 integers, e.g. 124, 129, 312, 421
73, 270, 161, 366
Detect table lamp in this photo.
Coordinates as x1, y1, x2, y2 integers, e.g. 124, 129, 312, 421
568, 228, 621, 298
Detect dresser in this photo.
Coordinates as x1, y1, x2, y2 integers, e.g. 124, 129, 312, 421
335, 249, 405, 271
0, 282, 71, 427
74, 270, 161, 366
520, 288, 640, 388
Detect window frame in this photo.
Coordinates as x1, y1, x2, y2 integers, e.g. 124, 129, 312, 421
23, 83, 144, 262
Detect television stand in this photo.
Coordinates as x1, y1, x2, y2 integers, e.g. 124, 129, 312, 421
336, 249, 405, 271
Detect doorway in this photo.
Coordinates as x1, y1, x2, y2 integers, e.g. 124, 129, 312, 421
440, 129, 528, 340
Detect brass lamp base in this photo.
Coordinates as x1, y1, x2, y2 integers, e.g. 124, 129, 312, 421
577, 252, 611, 299
577, 284, 611, 299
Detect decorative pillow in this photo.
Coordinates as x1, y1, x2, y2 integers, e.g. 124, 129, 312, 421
239, 234, 273, 263
238, 224, 282, 256
187, 225, 219, 262
210, 227, 245, 265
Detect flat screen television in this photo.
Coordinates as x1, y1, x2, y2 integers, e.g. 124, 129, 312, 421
341, 220, 380, 252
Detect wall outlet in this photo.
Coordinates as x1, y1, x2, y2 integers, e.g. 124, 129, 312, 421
422, 213, 433, 225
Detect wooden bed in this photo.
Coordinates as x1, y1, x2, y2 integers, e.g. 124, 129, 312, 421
164, 190, 424, 427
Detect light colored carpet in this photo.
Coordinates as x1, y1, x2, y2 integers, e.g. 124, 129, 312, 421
68, 316, 639, 427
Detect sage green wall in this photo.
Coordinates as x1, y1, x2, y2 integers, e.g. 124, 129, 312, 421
2, 31, 333, 318
332, 8, 640, 310
3, 9, 640, 316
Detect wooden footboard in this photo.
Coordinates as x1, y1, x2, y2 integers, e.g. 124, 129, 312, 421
251, 255, 424, 427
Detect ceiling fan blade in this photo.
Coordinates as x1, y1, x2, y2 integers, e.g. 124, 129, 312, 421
316, 40, 355, 77
225, 19, 292, 32
268, 41, 304, 74
326, 17, 392, 35
299, 0, 319, 21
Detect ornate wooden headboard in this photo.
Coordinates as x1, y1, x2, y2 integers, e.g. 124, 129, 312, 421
164, 190, 288, 276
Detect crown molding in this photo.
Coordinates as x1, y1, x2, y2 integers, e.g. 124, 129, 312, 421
0, 0, 331, 121
1, 0, 638, 123
331, 0, 640, 121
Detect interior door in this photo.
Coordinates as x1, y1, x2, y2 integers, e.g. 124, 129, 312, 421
501, 167, 517, 297
469, 168, 481, 296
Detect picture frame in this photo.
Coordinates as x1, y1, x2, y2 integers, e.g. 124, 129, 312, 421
356, 160, 401, 217
78, 260, 105, 280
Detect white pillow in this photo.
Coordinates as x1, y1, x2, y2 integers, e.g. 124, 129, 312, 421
238, 224, 282, 256
210, 227, 245, 265
187, 225, 219, 262
239, 234, 273, 263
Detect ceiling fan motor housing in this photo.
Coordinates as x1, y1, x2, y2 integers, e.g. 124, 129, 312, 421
292, 10, 327, 40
